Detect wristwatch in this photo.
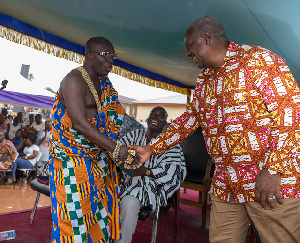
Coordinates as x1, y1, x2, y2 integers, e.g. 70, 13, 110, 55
146, 169, 151, 176
267, 169, 279, 175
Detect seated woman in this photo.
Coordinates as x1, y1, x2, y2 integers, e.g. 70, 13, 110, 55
11, 129, 25, 156
11, 134, 39, 182
0, 131, 18, 183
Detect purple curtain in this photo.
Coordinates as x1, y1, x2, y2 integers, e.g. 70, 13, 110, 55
0, 90, 54, 109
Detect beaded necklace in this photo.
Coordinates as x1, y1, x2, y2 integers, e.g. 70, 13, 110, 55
76, 66, 101, 114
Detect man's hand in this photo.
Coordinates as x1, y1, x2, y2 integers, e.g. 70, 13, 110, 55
121, 145, 153, 170
119, 146, 142, 169
255, 168, 283, 210
128, 145, 152, 163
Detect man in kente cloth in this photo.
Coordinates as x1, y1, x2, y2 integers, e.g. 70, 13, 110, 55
49, 37, 141, 243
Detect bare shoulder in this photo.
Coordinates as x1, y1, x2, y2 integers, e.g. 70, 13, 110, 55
59, 69, 86, 105
60, 69, 85, 91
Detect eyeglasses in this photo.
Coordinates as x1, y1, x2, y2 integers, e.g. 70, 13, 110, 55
90, 51, 117, 60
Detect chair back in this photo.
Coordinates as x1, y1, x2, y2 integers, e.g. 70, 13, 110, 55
36, 151, 42, 163
182, 126, 211, 183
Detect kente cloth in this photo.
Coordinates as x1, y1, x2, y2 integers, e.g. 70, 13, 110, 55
149, 41, 300, 203
0, 139, 17, 169
49, 75, 125, 243
118, 129, 186, 210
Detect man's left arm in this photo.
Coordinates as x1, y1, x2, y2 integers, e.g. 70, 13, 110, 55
248, 51, 300, 209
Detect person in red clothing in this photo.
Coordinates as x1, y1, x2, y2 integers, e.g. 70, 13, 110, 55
130, 16, 300, 243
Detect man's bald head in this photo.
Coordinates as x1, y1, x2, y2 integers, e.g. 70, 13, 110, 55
85, 37, 114, 56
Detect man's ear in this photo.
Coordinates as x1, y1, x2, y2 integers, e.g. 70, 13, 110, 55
86, 52, 93, 60
202, 32, 212, 45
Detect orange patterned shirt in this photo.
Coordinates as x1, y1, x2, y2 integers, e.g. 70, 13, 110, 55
149, 41, 300, 203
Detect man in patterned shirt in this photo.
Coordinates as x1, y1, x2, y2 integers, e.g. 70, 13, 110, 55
130, 16, 300, 242
116, 106, 186, 243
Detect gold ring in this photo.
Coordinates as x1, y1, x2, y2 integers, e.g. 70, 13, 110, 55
128, 149, 136, 156
125, 156, 133, 165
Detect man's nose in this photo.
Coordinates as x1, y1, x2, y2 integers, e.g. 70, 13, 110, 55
186, 51, 192, 58
106, 56, 114, 63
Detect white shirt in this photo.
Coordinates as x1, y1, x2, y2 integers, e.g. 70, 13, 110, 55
31, 122, 45, 132
8, 123, 21, 140
23, 144, 39, 166
37, 130, 50, 161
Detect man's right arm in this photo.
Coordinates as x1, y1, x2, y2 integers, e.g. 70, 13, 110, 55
129, 85, 202, 165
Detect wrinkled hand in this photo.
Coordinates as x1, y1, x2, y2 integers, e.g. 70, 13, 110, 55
122, 145, 153, 169
118, 146, 142, 169
129, 145, 152, 163
255, 169, 283, 210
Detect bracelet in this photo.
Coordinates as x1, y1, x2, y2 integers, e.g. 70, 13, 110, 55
112, 142, 122, 163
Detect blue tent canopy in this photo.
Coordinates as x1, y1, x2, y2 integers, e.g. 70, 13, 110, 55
0, 0, 299, 95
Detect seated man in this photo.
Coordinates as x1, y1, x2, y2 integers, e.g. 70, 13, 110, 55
36, 120, 51, 175
116, 106, 186, 243
29, 114, 45, 135
0, 131, 18, 184
11, 129, 25, 156
8, 117, 22, 140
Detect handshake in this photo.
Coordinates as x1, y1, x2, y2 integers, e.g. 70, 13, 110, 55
111, 144, 153, 169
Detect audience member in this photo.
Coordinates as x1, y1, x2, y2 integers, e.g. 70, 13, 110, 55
11, 129, 25, 156
11, 134, 39, 182
0, 114, 8, 134
28, 114, 35, 126
1, 108, 10, 125
1, 108, 8, 117
115, 107, 186, 243
0, 131, 18, 184
30, 114, 45, 135
7, 115, 13, 123
36, 120, 51, 175
8, 117, 21, 140
16, 111, 24, 124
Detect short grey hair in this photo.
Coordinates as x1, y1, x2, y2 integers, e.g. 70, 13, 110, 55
187, 16, 227, 39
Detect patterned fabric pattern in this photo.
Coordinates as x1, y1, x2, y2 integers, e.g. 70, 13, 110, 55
49, 74, 125, 243
149, 42, 300, 203
118, 129, 186, 210
0, 139, 17, 169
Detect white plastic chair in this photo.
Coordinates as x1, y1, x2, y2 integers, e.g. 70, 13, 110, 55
18, 151, 42, 189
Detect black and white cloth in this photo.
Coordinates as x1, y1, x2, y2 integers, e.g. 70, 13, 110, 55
118, 129, 186, 209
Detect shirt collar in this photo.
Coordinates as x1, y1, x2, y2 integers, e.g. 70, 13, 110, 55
203, 41, 241, 77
